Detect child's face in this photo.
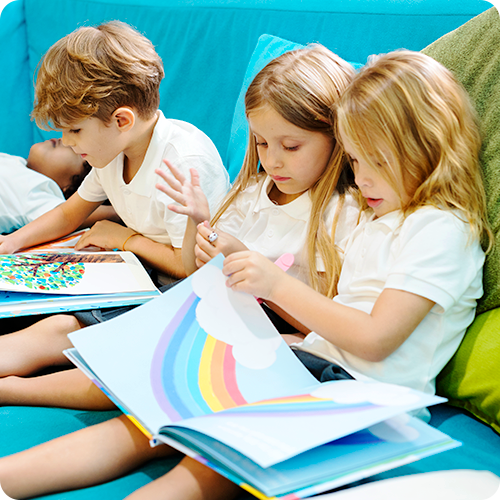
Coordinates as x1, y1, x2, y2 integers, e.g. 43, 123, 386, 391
60, 116, 124, 169
248, 105, 333, 204
27, 138, 87, 192
340, 130, 409, 218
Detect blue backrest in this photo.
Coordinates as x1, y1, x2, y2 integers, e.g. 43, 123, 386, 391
0, 0, 489, 168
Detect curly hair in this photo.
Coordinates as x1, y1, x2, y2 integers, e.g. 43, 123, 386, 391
32, 21, 164, 130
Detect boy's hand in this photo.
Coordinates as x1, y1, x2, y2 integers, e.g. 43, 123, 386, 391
155, 161, 210, 225
194, 222, 248, 268
0, 235, 21, 254
222, 251, 287, 301
74, 220, 137, 251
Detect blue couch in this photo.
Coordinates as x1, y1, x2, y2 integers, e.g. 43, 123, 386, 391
1, 0, 499, 498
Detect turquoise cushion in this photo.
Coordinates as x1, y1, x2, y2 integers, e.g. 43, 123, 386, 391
225, 35, 304, 181
225, 34, 363, 182
0, 0, 33, 158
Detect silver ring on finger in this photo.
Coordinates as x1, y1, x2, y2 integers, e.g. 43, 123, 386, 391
208, 231, 218, 244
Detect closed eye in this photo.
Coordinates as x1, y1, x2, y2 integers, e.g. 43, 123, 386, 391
70, 129, 81, 134
284, 145, 299, 151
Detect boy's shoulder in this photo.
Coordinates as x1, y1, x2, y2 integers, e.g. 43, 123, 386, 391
154, 112, 222, 163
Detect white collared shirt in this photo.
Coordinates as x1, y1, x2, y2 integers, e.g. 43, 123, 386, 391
78, 111, 229, 247
0, 153, 65, 234
215, 175, 360, 283
299, 206, 485, 395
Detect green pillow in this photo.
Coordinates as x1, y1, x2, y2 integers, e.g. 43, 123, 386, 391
422, 7, 500, 316
436, 308, 500, 434
422, 7, 500, 434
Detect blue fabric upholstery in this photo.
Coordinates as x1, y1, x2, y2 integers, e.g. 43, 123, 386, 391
0, 1, 497, 498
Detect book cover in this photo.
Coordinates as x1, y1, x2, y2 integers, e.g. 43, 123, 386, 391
65, 254, 458, 499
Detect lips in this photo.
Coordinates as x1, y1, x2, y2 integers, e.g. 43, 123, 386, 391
366, 198, 383, 208
272, 175, 291, 182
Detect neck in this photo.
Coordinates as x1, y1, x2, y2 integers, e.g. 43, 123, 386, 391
122, 111, 159, 183
268, 182, 302, 205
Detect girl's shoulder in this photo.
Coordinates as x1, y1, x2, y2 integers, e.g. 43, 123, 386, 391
402, 206, 471, 233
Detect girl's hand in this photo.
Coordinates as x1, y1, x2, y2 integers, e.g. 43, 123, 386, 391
74, 221, 137, 251
155, 160, 210, 225
222, 251, 288, 301
194, 222, 248, 268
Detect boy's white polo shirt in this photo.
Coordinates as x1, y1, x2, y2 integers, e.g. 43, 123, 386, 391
215, 175, 359, 284
298, 207, 485, 395
0, 153, 64, 234
78, 111, 229, 247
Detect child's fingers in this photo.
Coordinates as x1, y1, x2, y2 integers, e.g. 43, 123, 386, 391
162, 160, 187, 184
221, 251, 251, 276
189, 168, 202, 188
196, 222, 215, 241
155, 168, 183, 194
195, 230, 219, 258
156, 181, 187, 205
194, 243, 214, 266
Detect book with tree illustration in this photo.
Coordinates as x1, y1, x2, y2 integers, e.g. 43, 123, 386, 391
0, 230, 159, 318
64, 254, 459, 500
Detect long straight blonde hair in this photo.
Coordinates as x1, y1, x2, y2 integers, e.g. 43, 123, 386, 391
337, 50, 492, 251
212, 44, 356, 297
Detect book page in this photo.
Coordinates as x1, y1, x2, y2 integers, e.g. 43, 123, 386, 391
68, 255, 319, 436
0, 251, 157, 295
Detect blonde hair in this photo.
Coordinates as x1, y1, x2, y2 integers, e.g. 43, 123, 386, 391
32, 21, 164, 129
212, 44, 356, 297
337, 50, 492, 251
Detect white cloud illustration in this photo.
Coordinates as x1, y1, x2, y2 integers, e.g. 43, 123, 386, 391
310, 380, 420, 406
192, 263, 281, 369
368, 413, 420, 442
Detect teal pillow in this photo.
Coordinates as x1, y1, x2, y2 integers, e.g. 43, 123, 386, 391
225, 35, 304, 181
225, 34, 362, 182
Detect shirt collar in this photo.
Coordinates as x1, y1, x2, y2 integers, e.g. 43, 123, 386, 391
122, 110, 167, 196
251, 175, 312, 220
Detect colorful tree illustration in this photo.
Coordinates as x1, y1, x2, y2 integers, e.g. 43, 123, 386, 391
0, 253, 124, 291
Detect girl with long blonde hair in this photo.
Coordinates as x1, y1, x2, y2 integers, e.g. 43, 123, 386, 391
160, 43, 358, 308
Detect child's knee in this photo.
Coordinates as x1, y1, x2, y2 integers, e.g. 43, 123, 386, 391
49, 314, 82, 334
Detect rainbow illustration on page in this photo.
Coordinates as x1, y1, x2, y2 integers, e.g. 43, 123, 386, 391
147, 262, 400, 424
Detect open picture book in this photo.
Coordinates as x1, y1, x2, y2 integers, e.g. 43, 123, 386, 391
65, 254, 459, 500
0, 230, 159, 318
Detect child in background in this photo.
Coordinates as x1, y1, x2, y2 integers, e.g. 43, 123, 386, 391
0, 44, 360, 499
0, 21, 229, 382
0, 138, 117, 235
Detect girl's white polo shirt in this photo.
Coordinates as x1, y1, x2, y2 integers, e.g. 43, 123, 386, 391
215, 175, 360, 284
299, 207, 485, 395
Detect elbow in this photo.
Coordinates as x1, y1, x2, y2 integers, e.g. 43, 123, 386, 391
357, 343, 395, 363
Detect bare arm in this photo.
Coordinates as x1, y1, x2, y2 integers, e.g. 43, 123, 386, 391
222, 251, 435, 362
0, 193, 102, 254
78, 204, 121, 229
74, 220, 186, 279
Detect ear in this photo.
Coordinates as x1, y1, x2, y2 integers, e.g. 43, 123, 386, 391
112, 107, 135, 132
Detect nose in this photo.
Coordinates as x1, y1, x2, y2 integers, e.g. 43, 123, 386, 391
263, 145, 283, 170
353, 163, 372, 189
61, 131, 74, 148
